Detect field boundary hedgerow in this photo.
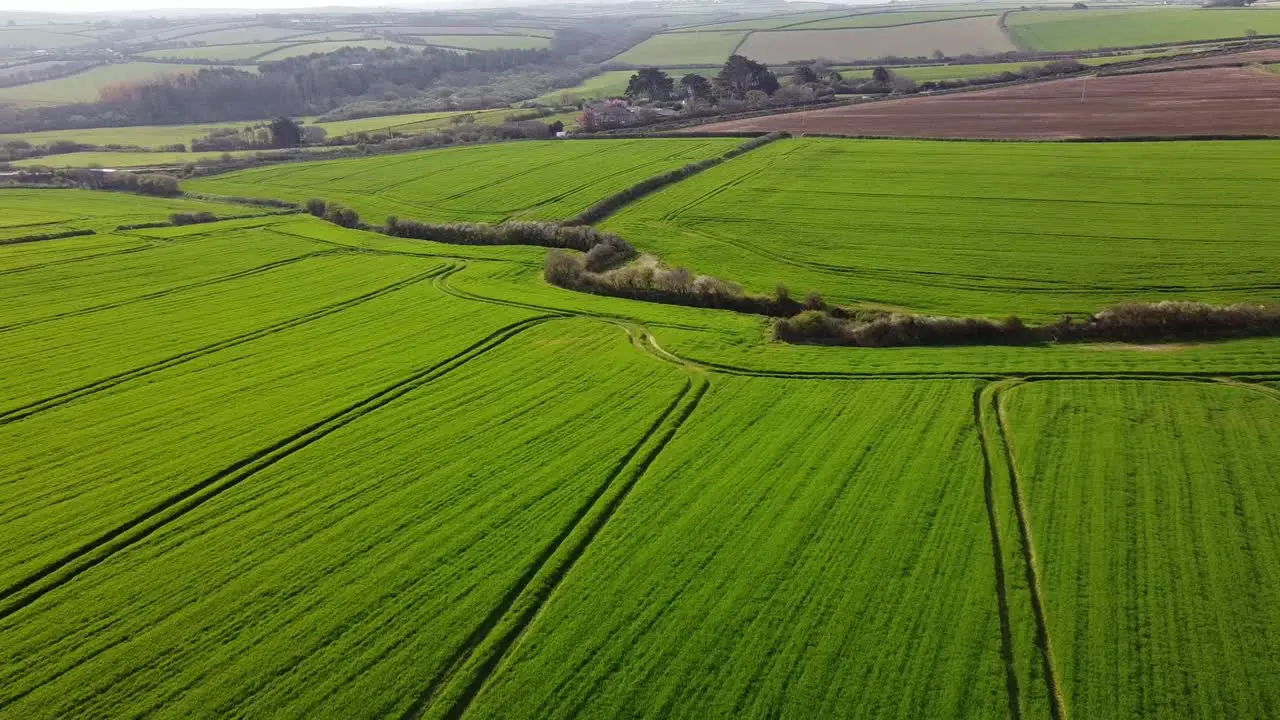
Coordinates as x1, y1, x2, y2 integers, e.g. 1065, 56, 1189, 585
0, 313, 557, 620
0, 263, 452, 425
0, 228, 96, 246
412, 377, 711, 720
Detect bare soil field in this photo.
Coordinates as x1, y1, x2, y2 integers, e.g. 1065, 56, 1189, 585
1112, 47, 1280, 72
734, 16, 1013, 64
693, 65, 1280, 138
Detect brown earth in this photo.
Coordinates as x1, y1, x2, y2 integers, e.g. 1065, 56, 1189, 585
692, 65, 1280, 139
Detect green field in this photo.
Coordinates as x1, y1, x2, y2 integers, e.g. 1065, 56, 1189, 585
0, 27, 95, 50
176, 24, 309, 45
785, 10, 998, 30
139, 42, 284, 61
1008, 7, 1280, 51
611, 31, 747, 66
1001, 380, 1280, 717
255, 39, 421, 61
0, 63, 217, 106
186, 139, 740, 223
3, 130, 1280, 720
604, 138, 1280, 320
413, 34, 551, 51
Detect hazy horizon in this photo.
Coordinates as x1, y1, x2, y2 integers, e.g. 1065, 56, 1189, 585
0, 0, 454, 12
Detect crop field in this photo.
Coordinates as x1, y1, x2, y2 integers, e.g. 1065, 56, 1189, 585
697, 63, 1280, 138
186, 139, 740, 223
0, 63, 214, 106
139, 42, 284, 61
175, 24, 310, 45
669, 9, 858, 31
0, 28, 94, 50
0, 188, 253, 240
785, 10, 998, 30
736, 17, 1016, 64
1008, 8, 1280, 51
5, 128, 1280, 720
533, 69, 717, 104
611, 31, 747, 66
255, 39, 421, 61
999, 381, 1280, 717
10, 150, 292, 168
413, 34, 552, 51
604, 138, 1280, 319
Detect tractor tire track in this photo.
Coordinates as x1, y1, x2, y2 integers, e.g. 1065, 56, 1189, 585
0, 314, 553, 620
989, 382, 1068, 720
402, 377, 710, 720
0, 251, 333, 334
973, 384, 1024, 720
0, 244, 154, 277
0, 264, 458, 426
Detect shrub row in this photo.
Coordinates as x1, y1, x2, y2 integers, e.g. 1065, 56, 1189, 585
0, 228, 96, 246
775, 302, 1280, 347
386, 216, 635, 258
545, 250, 809, 317
2, 169, 180, 197
565, 132, 789, 226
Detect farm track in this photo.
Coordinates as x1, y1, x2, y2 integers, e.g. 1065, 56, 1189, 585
0, 264, 456, 425
404, 378, 709, 720
972, 386, 1024, 720
985, 380, 1066, 720
0, 251, 329, 334
0, 314, 555, 621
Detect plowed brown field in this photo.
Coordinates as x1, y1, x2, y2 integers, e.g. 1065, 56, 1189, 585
693, 65, 1280, 139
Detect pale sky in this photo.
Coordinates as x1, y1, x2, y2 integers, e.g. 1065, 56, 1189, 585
0, 0, 434, 11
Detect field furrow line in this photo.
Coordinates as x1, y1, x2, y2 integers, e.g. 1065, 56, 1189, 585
973, 385, 1024, 720
0, 315, 554, 621
403, 377, 710, 720
990, 382, 1068, 720
0, 264, 458, 425
0, 251, 331, 334
0, 244, 154, 277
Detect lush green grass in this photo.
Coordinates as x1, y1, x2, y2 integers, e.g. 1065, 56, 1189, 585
0, 120, 272, 149
0, 314, 689, 718
1002, 380, 1280, 717
0, 63, 216, 106
0, 188, 253, 239
1008, 8, 1280, 51
3, 135, 1280, 720
611, 31, 747, 66
604, 138, 1280, 320
461, 377, 1013, 719
785, 10, 998, 30
186, 138, 740, 224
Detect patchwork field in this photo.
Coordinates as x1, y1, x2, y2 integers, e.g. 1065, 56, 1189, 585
736, 16, 1015, 64
696, 63, 1280, 138
4, 129, 1280, 720
785, 10, 998, 30
611, 31, 747, 66
604, 138, 1280, 319
0, 62, 214, 106
414, 34, 551, 51
186, 138, 741, 223
1008, 8, 1280, 51
999, 380, 1280, 717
